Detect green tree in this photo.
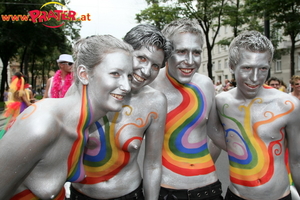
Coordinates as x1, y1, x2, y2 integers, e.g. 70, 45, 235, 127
136, 3, 181, 30
0, 0, 81, 101
245, 0, 300, 77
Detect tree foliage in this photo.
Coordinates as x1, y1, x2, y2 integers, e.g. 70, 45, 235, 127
136, 3, 181, 30
0, 0, 81, 100
245, 0, 300, 77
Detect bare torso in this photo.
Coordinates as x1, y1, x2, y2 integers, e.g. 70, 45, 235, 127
72, 86, 166, 199
150, 69, 218, 189
216, 87, 296, 200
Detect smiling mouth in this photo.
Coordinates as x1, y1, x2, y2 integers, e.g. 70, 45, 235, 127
111, 93, 125, 100
245, 83, 259, 89
133, 73, 145, 82
179, 68, 194, 75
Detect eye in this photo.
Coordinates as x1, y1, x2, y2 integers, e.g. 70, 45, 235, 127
138, 56, 147, 62
177, 50, 187, 55
151, 64, 160, 71
193, 50, 201, 56
260, 67, 268, 71
242, 67, 252, 70
110, 72, 120, 77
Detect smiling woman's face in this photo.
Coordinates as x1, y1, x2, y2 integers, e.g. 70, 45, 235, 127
89, 50, 133, 112
234, 48, 270, 99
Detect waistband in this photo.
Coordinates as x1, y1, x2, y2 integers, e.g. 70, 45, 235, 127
70, 182, 144, 200
225, 188, 291, 200
159, 180, 223, 200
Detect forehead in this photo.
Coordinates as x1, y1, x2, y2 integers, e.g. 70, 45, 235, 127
100, 50, 132, 71
133, 46, 164, 61
171, 32, 202, 49
235, 49, 270, 68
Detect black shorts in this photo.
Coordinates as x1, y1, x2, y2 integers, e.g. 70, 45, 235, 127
225, 188, 291, 200
69, 182, 144, 200
159, 180, 223, 200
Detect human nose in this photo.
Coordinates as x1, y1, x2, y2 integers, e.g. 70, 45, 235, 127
140, 62, 151, 77
184, 52, 194, 65
250, 68, 258, 82
119, 77, 131, 93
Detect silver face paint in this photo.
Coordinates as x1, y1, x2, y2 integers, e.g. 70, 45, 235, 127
234, 49, 270, 99
131, 46, 164, 92
89, 50, 133, 112
167, 32, 202, 84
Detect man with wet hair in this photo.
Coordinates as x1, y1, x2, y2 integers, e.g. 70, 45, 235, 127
150, 18, 225, 200
215, 30, 300, 200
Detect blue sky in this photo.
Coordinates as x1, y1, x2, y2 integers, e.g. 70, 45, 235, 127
68, 0, 148, 39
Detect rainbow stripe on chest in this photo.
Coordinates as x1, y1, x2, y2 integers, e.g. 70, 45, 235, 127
163, 75, 215, 176
220, 98, 294, 187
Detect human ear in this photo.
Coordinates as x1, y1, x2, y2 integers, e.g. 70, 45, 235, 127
77, 65, 89, 85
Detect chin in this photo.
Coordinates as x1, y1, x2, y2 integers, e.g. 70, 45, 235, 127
108, 103, 123, 112
178, 77, 193, 84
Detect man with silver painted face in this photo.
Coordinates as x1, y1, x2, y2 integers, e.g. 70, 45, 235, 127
0, 35, 133, 200
150, 18, 225, 200
215, 31, 300, 200
70, 24, 172, 200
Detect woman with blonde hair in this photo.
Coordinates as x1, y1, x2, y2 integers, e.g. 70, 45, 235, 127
0, 35, 133, 200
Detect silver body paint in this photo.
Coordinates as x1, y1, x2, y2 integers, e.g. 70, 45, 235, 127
216, 49, 300, 199
149, 32, 225, 189
0, 50, 133, 199
72, 46, 167, 200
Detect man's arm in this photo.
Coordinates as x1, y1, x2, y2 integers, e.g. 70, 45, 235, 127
286, 98, 300, 196
43, 78, 51, 98
207, 95, 227, 151
143, 93, 167, 200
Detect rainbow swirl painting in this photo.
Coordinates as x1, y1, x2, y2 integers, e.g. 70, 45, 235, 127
220, 98, 294, 187
162, 73, 215, 176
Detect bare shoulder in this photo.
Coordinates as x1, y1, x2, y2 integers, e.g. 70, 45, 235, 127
215, 88, 235, 103
192, 73, 215, 94
14, 100, 62, 139
141, 85, 167, 108
193, 73, 213, 85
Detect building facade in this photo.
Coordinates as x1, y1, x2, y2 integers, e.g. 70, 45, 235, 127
200, 25, 300, 88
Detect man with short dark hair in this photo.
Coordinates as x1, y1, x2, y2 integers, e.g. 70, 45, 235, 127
266, 76, 281, 90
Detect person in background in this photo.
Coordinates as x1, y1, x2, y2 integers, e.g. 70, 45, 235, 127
44, 54, 74, 98
70, 24, 172, 200
0, 72, 31, 138
215, 80, 223, 95
150, 18, 225, 200
266, 76, 281, 90
290, 75, 300, 100
279, 79, 288, 93
0, 35, 134, 199
215, 30, 300, 200
223, 79, 231, 91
